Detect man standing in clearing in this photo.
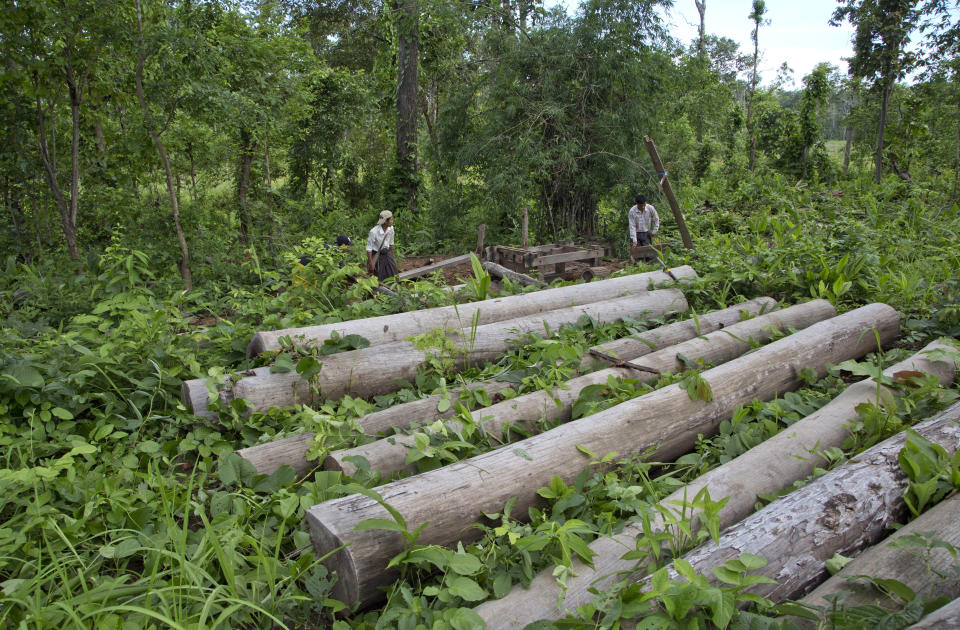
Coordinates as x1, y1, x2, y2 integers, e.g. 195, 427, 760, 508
628, 194, 660, 249
367, 210, 398, 282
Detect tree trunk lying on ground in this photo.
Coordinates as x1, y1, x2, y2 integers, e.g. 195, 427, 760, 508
183, 289, 688, 417
305, 303, 899, 608
235, 379, 517, 476
799, 493, 960, 622
580, 296, 777, 370
246, 265, 693, 356
633, 402, 960, 605
905, 597, 960, 629
482, 261, 547, 287
475, 340, 958, 627
239, 297, 773, 477
326, 300, 833, 478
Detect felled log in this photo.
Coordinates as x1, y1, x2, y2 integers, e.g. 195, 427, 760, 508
475, 340, 959, 627
581, 266, 612, 282
905, 597, 960, 629
246, 266, 695, 358
183, 289, 688, 417
800, 493, 960, 617
482, 261, 547, 287
633, 402, 960, 605
241, 299, 775, 477
326, 300, 834, 478
580, 296, 777, 370
236, 379, 516, 476
305, 303, 899, 608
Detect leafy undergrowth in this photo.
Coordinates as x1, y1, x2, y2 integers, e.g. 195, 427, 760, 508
2, 181, 960, 628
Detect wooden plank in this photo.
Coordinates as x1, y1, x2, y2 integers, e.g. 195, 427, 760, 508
396, 253, 472, 280
533, 248, 605, 266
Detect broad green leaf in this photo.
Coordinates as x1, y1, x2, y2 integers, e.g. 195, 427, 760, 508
446, 576, 487, 602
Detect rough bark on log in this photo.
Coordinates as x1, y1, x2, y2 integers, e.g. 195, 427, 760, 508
580, 296, 777, 370
905, 597, 960, 629
800, 493, 960, 619
184, 290, 688, 417
240, 299, 774, 477
305, 303, 899, 608
246, 266, 695, 358
476, 340, 959, 627
236, 379, 517, 476
483, 261, 547, 287
632, 403, 960, 605
582, 266, 612, 282
326, 300, 834, 478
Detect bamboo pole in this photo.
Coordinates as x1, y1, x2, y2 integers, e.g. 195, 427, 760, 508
475, 340, 958, 627
239, 298, 775, 477
326, 300, 833, 478
183, 290, 688, 417
245, 266, 695, 358
305, 304, 899, 608
644, 135, 693, 250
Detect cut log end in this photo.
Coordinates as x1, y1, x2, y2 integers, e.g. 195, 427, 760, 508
306, 514, 359, 605
246, 333, 267, 359
182, 378, 211, 418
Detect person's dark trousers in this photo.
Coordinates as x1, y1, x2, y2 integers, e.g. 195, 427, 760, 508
635, 231, 652, 246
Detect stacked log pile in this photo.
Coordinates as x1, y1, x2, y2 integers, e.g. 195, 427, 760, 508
475, 340, 959, 626
305, 304, 900, 607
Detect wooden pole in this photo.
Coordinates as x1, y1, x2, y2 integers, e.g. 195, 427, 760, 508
183, 289, 688, 417
244, 266, 695, 359
326, 300, 834, 478
476, 339, 958, 627
644, 135, 694, 250
475, 224, 485, 255
240, 298, 774, 477
305, 304, 899, 608
521, 206, 528, 249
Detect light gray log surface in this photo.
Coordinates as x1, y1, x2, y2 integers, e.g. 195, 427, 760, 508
905, 597, 960, 629
305, 303, 899, 608
801, 492, 960, 615
580, 296, 777, 369
475, 339, 959, 627
239, 298, 774, 477
327, 300, 832, 478
235, 379, 517, 476
247, 266, 694, 358
396, 254, 472, 280
637, 403, 960, 605
184, 289, 688, 417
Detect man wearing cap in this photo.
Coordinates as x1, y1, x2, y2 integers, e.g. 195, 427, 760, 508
366, 210, 398, 282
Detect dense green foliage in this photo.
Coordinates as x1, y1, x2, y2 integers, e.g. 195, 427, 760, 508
2, 0, 960, 628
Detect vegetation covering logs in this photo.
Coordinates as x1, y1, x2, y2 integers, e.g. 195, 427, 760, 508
3, 0, 960, 628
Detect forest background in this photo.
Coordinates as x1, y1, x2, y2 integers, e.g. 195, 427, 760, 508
3, 0, 960, 628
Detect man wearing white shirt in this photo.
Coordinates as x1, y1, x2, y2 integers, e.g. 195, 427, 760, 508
628, 194, 660, 248
366, 210, 398, 281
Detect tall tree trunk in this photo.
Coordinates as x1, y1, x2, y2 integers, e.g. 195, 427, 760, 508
186, 143, 198, 204
747, 52, 759, 171
695, 0, 706, 56
876, 78, 893, 184
237, 127, 254, 244
4, 177, 24, 255
842, 90, 856, 175
34, 90, 78, 260
264, 135, 275, 255
64, 51, 82, 243
953, 94, 959, 203
396, 0, 419, 214
135, 0, 192, 291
